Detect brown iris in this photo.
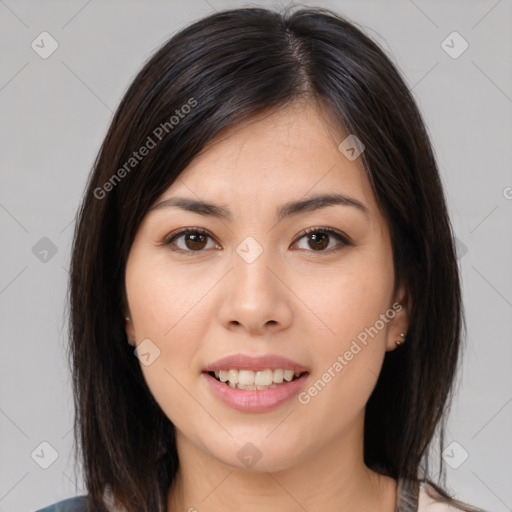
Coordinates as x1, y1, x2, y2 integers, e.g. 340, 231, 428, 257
307, 232, 329, 251
184, 232, 208, 250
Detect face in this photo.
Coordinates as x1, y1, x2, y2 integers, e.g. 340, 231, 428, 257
124, 101, 409, 473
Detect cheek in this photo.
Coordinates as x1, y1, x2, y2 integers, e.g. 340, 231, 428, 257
125, 249, 213, 342
299, 251, 394, 348
296, 248, 394, 409
125, 251, 212, 422
296, 292, 391, 445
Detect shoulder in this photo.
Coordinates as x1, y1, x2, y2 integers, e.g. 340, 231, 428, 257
34, 495, 89, 512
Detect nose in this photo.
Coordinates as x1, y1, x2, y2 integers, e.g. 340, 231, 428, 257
217, 248, 293, 336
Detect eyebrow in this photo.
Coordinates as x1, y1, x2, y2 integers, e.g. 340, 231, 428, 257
149, 193, 369, 221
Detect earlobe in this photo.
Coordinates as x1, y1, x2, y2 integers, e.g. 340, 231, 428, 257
124, 315, 136, 346
386, 285, 410, 351
394, 332, 406, 347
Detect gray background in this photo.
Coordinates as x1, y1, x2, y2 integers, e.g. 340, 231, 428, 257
0, 0, 511, 511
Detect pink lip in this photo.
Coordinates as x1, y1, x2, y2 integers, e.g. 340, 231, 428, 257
202, 372, 310, 412
203, 353, 310, 373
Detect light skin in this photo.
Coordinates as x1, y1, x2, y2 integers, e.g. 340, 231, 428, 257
124, 100, 410, 512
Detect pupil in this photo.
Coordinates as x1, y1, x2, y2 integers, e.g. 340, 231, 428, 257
309, 232, 328, 250
186, 233, 207, 250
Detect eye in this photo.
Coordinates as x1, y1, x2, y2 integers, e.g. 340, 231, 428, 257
162, 226, 351, 255
163, 228, 220, 254
292, 227, 351, 253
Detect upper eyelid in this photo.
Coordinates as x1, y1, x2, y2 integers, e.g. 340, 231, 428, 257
163, 227, 211, 243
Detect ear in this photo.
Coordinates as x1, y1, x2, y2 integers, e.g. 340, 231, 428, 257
124, 312, 135, 345
385, 282, 410, 352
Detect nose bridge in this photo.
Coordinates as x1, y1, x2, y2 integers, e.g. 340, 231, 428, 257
218, 234, 293, 332
232, 235, 278, 305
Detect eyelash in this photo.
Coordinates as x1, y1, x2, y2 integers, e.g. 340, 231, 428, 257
162, 226, 351, 256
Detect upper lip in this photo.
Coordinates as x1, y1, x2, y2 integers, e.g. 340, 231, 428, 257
203, 353, 310, 373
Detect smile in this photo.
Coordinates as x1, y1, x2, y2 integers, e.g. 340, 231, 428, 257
208, 368, 305, 390
202, 353, 311, 411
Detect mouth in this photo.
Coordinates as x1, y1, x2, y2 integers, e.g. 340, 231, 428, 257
203, 369, 310, 412
206, 368, 309, 390
202, 354, 310, 411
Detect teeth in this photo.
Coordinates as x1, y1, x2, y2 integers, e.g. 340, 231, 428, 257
240, 384, 257, 390
273, 369, 284, 383
238, 370, 255, 386
283, 369, 294, 381
227, 369, 238, 384
210, 368, 305, 389
255, 369, 273, 386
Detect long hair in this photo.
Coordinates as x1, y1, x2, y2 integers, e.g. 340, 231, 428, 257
68, 5, 482, 511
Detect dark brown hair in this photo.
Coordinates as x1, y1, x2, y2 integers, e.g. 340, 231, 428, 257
68, 5, 485, 512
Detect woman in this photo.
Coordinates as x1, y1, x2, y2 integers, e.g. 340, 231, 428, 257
35, 5, 488, 512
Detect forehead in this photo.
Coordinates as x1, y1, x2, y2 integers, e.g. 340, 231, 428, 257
157, 101, 376, 213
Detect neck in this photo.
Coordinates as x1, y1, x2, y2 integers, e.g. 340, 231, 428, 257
166, 413, 397, 512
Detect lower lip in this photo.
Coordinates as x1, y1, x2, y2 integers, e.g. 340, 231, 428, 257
203, 372, 309, 412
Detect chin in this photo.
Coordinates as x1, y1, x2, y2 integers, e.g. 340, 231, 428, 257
205, 435, 306, 474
